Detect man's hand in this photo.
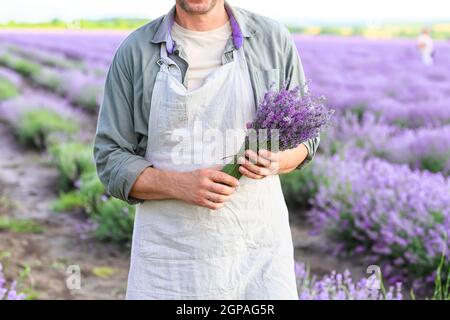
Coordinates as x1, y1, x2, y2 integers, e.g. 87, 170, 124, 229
238, 143, 309, 179
130, 166, 239, 210
174, 168, 240, 210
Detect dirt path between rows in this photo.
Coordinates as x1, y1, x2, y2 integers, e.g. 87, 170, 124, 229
0, 121, 129, 299
0, 120, 366, 299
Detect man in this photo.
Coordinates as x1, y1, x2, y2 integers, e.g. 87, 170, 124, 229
417, 28, 435, 66
94, 0, 319, 300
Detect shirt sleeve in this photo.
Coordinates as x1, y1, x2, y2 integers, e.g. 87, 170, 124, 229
283, 30, 320, 170
93, 48, 152, 205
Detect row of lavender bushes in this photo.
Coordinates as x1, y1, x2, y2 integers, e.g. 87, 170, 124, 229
283, 38, 450, 295
282, 153, 450, 297
321, 113, 450, 174
310, 154, 449, 288
0, 46, 103, 113
0, 69, 134, 244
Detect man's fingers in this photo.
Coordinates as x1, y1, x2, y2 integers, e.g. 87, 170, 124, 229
258, 149, 279, 162
244, 150, 271, 167
239, 165, 264, 180
210, 170, 240, 187
238, 157, 272, 176
209, 182, 235, 196
205, 191, 230, 204
202, 198, 225, 210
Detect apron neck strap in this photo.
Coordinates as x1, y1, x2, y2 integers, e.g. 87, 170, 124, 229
157, 43, 171, 68
160, 43, 169, 59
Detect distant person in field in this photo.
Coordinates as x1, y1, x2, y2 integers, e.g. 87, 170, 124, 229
417, 28, 435, 66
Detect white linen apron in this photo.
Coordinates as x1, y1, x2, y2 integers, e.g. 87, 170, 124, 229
125, 43, 298, 300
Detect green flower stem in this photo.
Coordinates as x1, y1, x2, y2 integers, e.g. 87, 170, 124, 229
222, 161, 243, 180
221, 136, 273, 180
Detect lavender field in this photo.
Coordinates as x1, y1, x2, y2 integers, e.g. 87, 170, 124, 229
0, 30, 449, 300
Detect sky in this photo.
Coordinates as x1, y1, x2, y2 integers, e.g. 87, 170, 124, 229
0, 0, 449, 24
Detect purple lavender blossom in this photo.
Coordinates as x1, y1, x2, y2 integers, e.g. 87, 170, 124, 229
321, 113, 450, 174
248, 84, 334, 151
308, 153, 450, 288
0, 263, 26, 300
295, 262, 403, 300
295, 35, 450, 128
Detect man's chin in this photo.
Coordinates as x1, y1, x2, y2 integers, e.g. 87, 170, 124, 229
177, 0, 218, 15
185, 6, 213, 14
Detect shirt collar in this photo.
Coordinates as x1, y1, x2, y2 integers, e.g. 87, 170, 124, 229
151, 2, 254, 54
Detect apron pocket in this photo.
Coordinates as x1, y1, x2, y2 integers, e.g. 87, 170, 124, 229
137, 220, 246, 261
156, 101, 189, 150
134, 252, 242, 298
136, 216, 246, 297
157, 101, 188, 133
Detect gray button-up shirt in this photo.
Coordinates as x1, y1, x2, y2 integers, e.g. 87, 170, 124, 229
94, 3, 320, 204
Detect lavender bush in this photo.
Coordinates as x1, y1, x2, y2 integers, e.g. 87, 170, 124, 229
295, 263, 403, 300
0, 31, 121, 68
322, 113, 450, 174
0, 47, 103, 112
308, 154, 450, 289
0, 263, 26, 300
383, 126, 450, 174
7, 44, 83, 70
0, 53, 41, 78
297, 36, 450, 128
0, 76, 19, 102
50, 142, 135, 243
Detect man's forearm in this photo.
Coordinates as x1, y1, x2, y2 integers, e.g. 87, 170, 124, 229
130, 167, 181, 201
129, 165, 240, 210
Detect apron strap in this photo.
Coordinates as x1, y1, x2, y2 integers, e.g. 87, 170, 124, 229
160, 43, 169, 59
157, 43, 171, 68
233, 46, 247, 69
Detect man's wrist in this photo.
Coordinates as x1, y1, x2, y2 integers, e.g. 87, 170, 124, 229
158, 169, 189, 200
278, 144, 309, 174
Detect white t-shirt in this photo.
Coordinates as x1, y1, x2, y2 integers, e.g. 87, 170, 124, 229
171, 21, 232, 91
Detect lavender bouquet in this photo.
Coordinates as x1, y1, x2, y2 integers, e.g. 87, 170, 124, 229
222, 84, 334, 179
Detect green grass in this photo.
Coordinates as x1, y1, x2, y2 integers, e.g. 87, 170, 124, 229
49, 142, 135, 244
1, 18, 450, 39
0, 216, 45, 234
52, 191, 85, 212
431, 234, 450, 300
50, 142, 96, 190
0, 54, 41, 78
0, 77, 19, 101
16, 109, 78, 150
421, 155, 449, 174
91, 266, 117, 278
0, 18, 149, 30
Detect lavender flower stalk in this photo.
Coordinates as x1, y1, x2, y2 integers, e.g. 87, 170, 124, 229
222, 84, 334, 179
0, 263, 26, 300
295, 263, 403, 300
